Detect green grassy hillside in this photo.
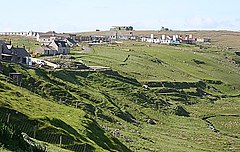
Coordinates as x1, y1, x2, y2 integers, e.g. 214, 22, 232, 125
0, 37, 240, 151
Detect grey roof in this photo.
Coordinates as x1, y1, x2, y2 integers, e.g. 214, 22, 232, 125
0, 40, 30, 57
66, 38, 77, 45
1, 42, 12, 54
12, 47, 31, 57
1, 39, 30, 57
41, 45, 56, 50
54, 40, 68, 47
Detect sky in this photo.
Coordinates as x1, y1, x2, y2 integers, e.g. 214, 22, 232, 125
0, 0, 240, 32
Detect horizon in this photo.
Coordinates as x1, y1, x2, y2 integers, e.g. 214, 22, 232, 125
1, 0, 240, 32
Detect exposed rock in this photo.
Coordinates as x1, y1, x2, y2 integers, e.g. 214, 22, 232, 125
126, 138, 133, 142
147, 119, 156, 125
174, 106, 190, 117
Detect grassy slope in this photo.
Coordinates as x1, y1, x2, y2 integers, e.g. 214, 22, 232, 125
0, 34, 240, 151
0, 64, 131, 152
77, 41, 240, 151
1, 63, 239, 151
79, 41, 240, 94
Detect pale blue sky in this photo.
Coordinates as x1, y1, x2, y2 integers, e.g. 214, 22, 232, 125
1, 0, 239, 32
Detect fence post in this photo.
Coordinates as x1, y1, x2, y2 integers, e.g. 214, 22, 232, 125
33, 126, 37, 138
76, 102, 78, 109
59, 135, 62, 147
83, 143, 86, 152
7, 113, 10, 123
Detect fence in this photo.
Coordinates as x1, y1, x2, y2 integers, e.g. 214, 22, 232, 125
0, 111, 87, 152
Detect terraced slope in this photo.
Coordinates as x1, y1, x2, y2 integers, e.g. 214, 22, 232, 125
0, 39, 240, 151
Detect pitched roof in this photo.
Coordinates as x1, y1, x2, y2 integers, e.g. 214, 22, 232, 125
41, 45, 56, 51
66, 38, 77, 45
35, 45, 57, 54
12, 47, 31, 57
0, 42, 12, 54
54, 40, 68, 47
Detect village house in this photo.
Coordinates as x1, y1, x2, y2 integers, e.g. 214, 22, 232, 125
36, 31, 69, 45
141, 34, 160, 43
37, 31, 58, 44
160, 35, 180, 45
26, 31, 39, 38
37, 35, 57, 45
110, 30, 135, 40
77, 35, 111, 43
141, 34, 180, 45
0, 32, 27, 36
0, 40, 32, 65
181, 34, 196, 44
0, 31, 40, 37
35, 40, 70, 56
196, 38, 211, 43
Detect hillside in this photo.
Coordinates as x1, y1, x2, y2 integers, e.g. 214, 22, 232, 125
79, 30, 240, 49
0, 34, 240, 151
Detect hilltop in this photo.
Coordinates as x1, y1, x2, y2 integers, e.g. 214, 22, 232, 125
0, 32, 240, 151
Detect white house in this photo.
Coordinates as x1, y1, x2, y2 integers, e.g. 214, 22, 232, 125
35, 40, 70, 56
196, 38, 210, 43
141, 34, 161, 43
160, 35, 180, 45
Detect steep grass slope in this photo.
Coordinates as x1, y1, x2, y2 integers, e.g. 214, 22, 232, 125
0, 59, 239, 151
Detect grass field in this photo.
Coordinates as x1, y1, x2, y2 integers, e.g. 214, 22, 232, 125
0, 33, 240, 151
77, 41, 240, 94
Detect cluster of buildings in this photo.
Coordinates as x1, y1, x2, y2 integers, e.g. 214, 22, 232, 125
0, 31, 39, 37
0, 26, 211, 64
0, 31, 76, 56
141, 34, 210, 45
35, 31, 73, 56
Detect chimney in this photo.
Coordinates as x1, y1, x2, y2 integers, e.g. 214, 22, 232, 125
150, 34, 154, 39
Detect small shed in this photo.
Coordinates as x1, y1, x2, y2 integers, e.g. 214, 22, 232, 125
9, 73, 22, 86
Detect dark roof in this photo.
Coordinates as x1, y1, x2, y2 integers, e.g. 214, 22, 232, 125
1, 43, 12, 54
12, 47, 31, 57
66, 38, 77, 45
1, 40, 30, 57
54, 40, 68, 47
